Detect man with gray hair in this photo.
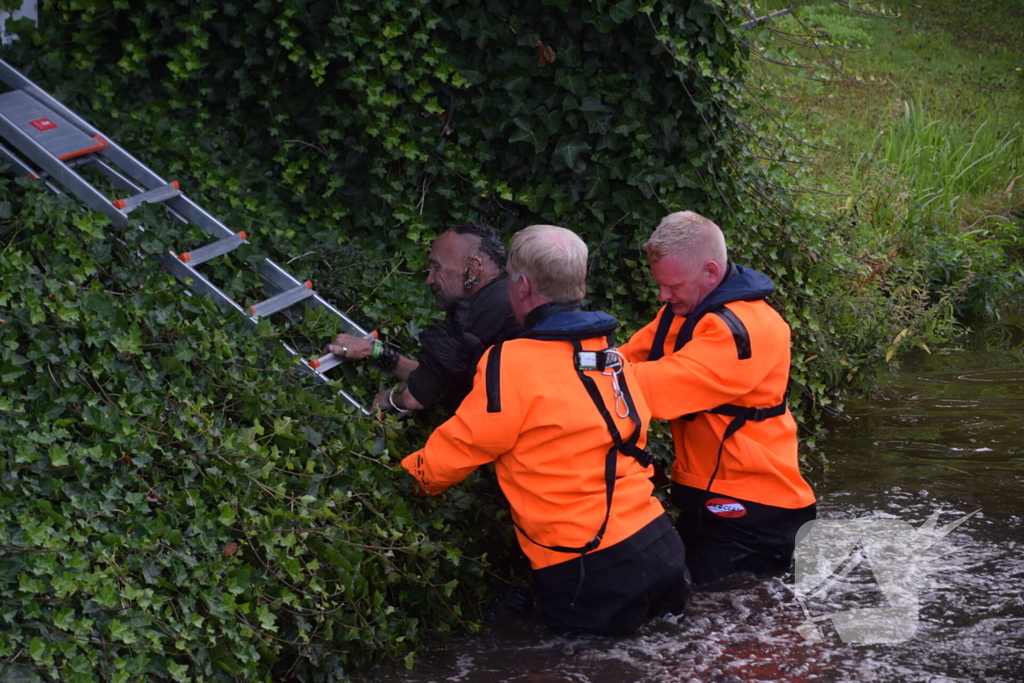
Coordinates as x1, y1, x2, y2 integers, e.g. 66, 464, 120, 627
620, 211, 817, 586
402, 225, 690, 636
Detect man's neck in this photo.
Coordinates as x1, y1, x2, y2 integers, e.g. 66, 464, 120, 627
464, 269, 502, 298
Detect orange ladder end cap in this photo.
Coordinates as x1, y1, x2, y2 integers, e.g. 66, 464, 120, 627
237, 231, 247, 241
171, 180, 180, 190
304, 280, 313, 289
309, 359, 321, 369
249, 306, 257, 315
178, 252, 191, 263
371, 330, 379, 339
112, 199, 126, 210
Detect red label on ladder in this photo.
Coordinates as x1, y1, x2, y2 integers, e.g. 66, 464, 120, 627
29, 118, 58, 131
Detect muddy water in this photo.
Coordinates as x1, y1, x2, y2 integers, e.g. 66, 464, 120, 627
365, 327, 1024, 683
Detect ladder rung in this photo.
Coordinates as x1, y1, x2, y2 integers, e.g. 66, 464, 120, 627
175, 231, 247, 267
307, 328, 377, 374
113, 181, 181, 213
27, 155, 92, 180
308, 352, 344, 374
249, 281, 315, 319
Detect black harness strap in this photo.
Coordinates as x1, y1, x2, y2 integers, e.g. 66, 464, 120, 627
571, 344, 650, 466
711, 307, 752, 360
672, 305, 750, 355
485, 342, 504, 413
666, 305, 779, 430
707, 393, 789, 438
702, 380, 790, 485
688, 380, 791, 548
647, 305, 676, 362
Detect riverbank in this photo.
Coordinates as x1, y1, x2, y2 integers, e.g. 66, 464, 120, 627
747, 0, 1024, 429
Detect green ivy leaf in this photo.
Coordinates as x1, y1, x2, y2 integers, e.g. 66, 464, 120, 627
554, 70, 586, 98
509, 118, 550, 153
552, 135, 591, 172
608, 0, 638, 24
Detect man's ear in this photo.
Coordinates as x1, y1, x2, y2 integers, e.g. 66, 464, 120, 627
516, 271, 532, 296
509, 271, 530, 303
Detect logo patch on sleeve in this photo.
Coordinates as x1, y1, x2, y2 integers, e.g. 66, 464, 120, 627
706, 497, 747, 518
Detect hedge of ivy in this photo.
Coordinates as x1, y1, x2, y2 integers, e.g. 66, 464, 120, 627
9, 0, 766, 310
0, 176, 520, 683
1, 0, 1006, 680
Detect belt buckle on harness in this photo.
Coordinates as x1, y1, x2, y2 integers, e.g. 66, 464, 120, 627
600, 349, 623, 376
752, 406, 768, 421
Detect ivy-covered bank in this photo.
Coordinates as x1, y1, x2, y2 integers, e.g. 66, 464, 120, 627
1, 0, 1015, 681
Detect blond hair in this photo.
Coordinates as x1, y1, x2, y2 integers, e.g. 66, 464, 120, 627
508, 225, 587, 303
644, 211, 727, 271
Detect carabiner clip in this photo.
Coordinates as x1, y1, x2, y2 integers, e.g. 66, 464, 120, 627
602, 349, 629, 418
606, 370, 628, 419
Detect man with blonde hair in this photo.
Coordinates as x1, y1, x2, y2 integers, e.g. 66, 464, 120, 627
402, 224, 690, 635
620, 211, 817, 586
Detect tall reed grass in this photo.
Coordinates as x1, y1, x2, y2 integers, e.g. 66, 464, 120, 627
859, 101, 1023, 222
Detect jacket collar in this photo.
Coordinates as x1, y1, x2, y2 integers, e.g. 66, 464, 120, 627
448, 273, 508, 321
689, 263, 774, 319
524, 301, 581, 329
522, 304, 618, 342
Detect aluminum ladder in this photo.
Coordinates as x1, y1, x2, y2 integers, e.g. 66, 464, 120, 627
0, 58, 369, 413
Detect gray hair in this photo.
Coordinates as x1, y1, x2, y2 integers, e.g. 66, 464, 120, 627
644, 211, 727, 270
508, 225, 587, 303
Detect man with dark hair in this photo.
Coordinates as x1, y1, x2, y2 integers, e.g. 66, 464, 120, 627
402, 225, 690, 636
329, 222, 520, 413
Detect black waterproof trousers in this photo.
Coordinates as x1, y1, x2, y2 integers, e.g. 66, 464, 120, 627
672, 484, 817, 586
532, 515, 691, 636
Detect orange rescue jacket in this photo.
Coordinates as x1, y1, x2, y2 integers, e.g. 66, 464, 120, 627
620, 268, 815, 510
402, 310, 666, 570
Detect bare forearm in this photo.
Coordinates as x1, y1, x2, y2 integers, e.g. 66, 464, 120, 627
392, 356, 419, 382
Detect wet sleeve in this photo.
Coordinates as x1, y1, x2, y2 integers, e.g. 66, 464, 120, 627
629, 314, 778, 420
401, 348, 524, 495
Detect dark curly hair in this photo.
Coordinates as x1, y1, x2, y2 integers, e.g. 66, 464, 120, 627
448, 222, 507, 271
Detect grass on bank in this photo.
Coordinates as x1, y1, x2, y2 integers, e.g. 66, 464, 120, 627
866, 99, 1022, 225
753, 0, 1023, 192
747, 0, 1024, 326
